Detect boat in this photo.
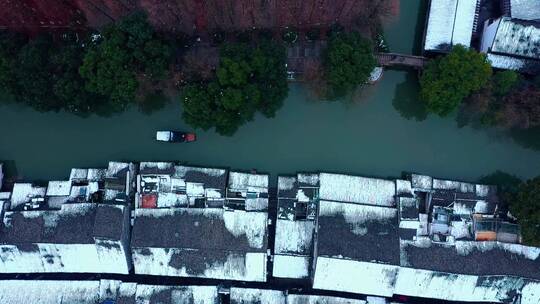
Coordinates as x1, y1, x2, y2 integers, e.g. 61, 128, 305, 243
156, 131, 196, 143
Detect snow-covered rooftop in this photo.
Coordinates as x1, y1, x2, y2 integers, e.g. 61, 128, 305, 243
317, 200, 399, 264
394, 268, 540, 304
46, 181, 72, 197
424, 0, 478, 52
318, 173, 395, 206
131, 207, 268, 281
492, 17, 540, 60
288, 294, 366, 304
230, 287, 286, 304
487, 53, 540, 73
274, 219, 314, 255
0, 204, 130, 274
508, 0, 540, 21
228, 171, 269, 192
400, 238, 540, 279
10, 183, 46, 210
313, 257, 399, 297
272, 254, 310, 279
0, 280, 101, 304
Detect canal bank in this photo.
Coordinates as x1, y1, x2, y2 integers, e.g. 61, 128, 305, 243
1, 0, 540, 183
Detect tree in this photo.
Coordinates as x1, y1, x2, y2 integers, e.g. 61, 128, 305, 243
0, 31, 26, 97
324, 32, 376, 99
182, 40, 288, 136
419, 45, 492, 116
492, 70, 519, 97
80, 12, 171, 112
510, 177, 540, 246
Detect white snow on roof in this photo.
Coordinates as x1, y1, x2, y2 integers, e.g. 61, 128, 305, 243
298, 173, 319, 186
0, 243, 129, 274
452, 0, 478, 46
433, 179, 475, 192
10, 183, 46, 209
425, 0, 457, 51
510, 0, 540, 21
223, 210, 268, 249
174, 165, 226, 178
46, 181, 72, 197
229, 171, 269, 191
140, 161, 174, 171
476, 184, 491, 197
487, 53, 527, 70
0, 192, 10, 200
410, 174, 433, 190
87, 169, 106, 181
272, 255, 310, 279
274, 219, 314, 254
135, 284, 219, 303
394, 267, 539, 303
313, 257, 398, 297
278, 176, 296, 192
455, 241, 540, 260
522, 280, 540, 304
492, 18, 540, 59
288, 294, 366, 304
70, 168, 88, 181
396, 180, 413, 196
230, 288, 286, 304
106, 161, 129, 177
319, 200, 396, 236
424, 0, 477, 51
0, 280, 100, 304
319, 173, 395, 206
132, 247, 268, 281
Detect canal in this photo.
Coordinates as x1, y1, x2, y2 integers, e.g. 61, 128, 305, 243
1, 0, 540, 183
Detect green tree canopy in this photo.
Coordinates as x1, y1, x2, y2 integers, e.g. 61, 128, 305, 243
80, 12, 171, 111
510, 177, 540, 246
492, 70, 519, 97
420, 45, 492, 116
182, 40, 288, 136
324, 32, 376, 99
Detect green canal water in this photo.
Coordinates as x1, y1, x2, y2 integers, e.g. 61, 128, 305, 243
1, 1, 540, 182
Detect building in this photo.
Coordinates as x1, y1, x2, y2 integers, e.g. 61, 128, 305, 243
135, 162, 228, 209
0, 280, 221, 304
502, 0, 540, 21
131, 163, 270, 282
312, 173, 400, 297
226, 171, 269, 211
480, 17, 540, 73
393, 174, 540, 303
229, 287, 369, 304
273, 173, 318, 279
0, 162, 133, 274
273, 171, 540, 303
423, 0, 480, 53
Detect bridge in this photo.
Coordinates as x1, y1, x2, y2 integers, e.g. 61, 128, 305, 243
376, 53, 429, 69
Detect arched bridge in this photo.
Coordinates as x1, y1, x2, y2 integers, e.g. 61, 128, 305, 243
376, 53, 429, 69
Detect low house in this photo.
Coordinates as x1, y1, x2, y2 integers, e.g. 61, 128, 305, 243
273, 174, 318, 279
480, 17, 540, 72
0, 165, 132, 274
394, 174, 540, 303
131, 165, 269, 282
103, 161, 137, 204
312, 173, 400, 297
135, 162, 228, 209
226, 171, 269, 211
502, 0, 540, 22
0, 202, 131, 274
230, 287, 368, 304
0, 280, 221, 304
423, 0, 480, 53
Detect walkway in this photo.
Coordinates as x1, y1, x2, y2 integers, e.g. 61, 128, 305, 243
376, 53, 429, 69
